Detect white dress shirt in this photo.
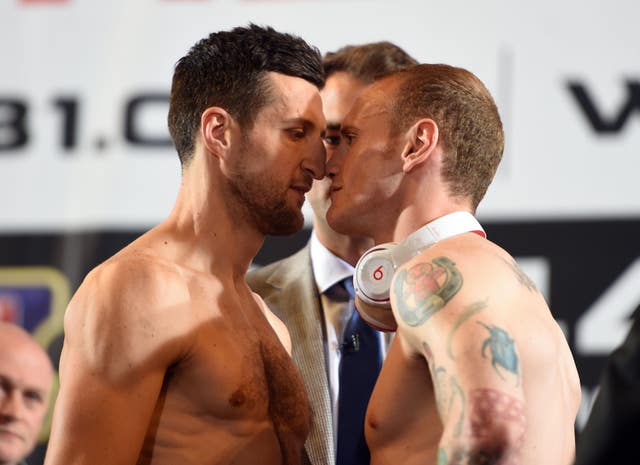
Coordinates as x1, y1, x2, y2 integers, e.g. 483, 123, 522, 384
309, 231, 386, 445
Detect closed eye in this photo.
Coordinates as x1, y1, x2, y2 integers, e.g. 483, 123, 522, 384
287, 128, 306, 140
342, 132, 355, 145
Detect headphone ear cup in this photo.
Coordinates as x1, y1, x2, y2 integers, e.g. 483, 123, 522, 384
353, 243, 397, 308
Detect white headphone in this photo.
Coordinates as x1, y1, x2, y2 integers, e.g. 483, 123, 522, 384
353, 211, 486, 311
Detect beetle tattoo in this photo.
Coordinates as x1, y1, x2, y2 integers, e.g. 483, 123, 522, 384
478, 322, 520, 384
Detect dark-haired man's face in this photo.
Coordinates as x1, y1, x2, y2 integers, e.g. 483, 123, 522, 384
326, 81, 404, 237
227, 72, 326, 235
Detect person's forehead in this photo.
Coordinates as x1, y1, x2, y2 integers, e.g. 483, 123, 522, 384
262, 71, 324, 118
0, 365, 52, 395
320, 72, 368, 113
345, 85, 392, 126
0, 331, 53, 389
322, 71, 367, 95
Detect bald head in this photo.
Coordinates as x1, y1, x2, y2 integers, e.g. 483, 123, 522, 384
0, 323, 53, 376
0, 323, 54, 465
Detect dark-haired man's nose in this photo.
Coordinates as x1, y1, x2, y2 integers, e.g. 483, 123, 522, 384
302, 139, 326, 180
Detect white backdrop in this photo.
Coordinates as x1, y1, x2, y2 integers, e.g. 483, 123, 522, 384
1, 0, 638, 230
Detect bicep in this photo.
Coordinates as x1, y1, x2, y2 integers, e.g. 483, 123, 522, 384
410, 306, 526, 462
392, 253, 528, 460
45, 291, 170, 465
48, 352, 165, 465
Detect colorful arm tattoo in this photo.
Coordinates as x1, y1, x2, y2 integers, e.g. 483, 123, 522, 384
424, 342, 466, 437
442, 389, 527, 465
447, 299, 488, 359
502, 257, 538, 293
394, 256, 462, 327
478, 322, 520, 385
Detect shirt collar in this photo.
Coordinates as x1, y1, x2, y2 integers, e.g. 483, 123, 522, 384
309, 231, 355, 294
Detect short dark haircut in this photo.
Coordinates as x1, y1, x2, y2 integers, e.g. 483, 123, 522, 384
168, 24, 324, 166
322, 41, 418, 83
388, 64, 504, 210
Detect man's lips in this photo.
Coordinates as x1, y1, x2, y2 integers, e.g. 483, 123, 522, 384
0, 428, 24, 442
290, 185, 311, 205
291, 185, 311, 194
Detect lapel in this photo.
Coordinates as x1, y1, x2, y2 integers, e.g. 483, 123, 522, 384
260, 246, 335, 465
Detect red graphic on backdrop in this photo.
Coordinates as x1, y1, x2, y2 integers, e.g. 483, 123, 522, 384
0, 295, 21, 324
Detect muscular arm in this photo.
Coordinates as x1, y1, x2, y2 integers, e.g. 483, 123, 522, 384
45, 261, 188, 465
391, 254, 526, 465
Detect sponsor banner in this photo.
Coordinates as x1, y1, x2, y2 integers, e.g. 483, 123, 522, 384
0, 0, 638, 230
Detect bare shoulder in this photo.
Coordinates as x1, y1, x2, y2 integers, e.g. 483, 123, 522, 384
64, 252, 192, 380
390, 233, 546, 342
389, 234, 580, 462
390, 233, 573, 386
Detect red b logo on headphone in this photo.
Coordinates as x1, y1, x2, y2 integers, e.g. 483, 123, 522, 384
373, 266, 384, 281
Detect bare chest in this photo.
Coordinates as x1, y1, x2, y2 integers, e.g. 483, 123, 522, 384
143, 294, 310, 463
366, 340, 442, 460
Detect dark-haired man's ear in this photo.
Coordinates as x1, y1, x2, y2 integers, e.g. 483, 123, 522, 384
400, 118, 439, 173
200, 107, 232, 158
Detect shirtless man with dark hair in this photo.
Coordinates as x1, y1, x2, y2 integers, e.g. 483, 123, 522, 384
44, 25, 326, 465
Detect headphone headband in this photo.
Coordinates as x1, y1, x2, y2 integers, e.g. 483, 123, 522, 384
353, 211, 486, 324
392, 211, 485, 265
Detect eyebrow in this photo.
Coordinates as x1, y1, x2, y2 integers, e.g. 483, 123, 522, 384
341, 124, 358, 135
24, 387, 47, 397
0, 374, 46, 396
282, 118, 318, 130
326, 122, 341, 131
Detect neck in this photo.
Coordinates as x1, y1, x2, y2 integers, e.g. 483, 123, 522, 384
313, 215, 374, 266
161, 163, 265, 279
372, 186, 474, 245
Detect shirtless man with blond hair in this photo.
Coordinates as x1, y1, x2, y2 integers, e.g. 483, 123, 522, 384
326, 63, 581, 465
44, 25, 326, 465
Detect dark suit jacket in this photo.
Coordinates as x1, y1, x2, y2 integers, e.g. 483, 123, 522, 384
247, 245, 335, 465
574, 314, 640, 465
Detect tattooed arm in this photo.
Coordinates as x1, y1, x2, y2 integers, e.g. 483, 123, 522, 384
391, 253, 527, 465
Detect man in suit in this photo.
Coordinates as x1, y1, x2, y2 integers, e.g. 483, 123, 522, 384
247, 42, 417, 465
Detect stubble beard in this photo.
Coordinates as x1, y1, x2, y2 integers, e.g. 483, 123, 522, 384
227, 138, 303, 236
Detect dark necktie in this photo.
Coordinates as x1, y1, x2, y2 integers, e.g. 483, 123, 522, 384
336, 277, 382, 465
